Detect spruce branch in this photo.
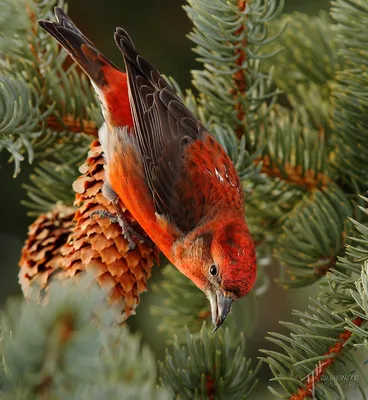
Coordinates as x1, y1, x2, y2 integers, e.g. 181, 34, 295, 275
244, 105, 332, 246
151, 266, 210, 337
22, 133, 90, 216
185, 0, 284, 152
274, 184, 353, 287
330, 0, 368, 67
259, 106, 330, 191
260, 198, 368, 399
0, 0, 99, 176
242, 6, 364, 288
262, 11, 342, 132
331, 67, 368, 189
330, 0, 368, 189
45, 114, 98, 137
161, 324, 260, 399
0, 278, 169, 400
232, 0, 250, 139
0, 0, 31, 55
22, 133, 90, 215
0, 75, 48, 177
263, 11, 341, 88
289, 317, 363, 400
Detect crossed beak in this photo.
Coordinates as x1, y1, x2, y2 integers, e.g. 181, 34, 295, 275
207, 290, 233, 333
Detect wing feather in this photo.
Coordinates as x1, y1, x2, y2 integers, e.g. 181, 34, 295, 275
114, 28, 243, 233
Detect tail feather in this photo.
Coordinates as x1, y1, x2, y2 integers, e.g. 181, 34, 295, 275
53, 7, 95, 47
114, 27, 175, 95
38, 8, 134, 128
38, 7, 118, 87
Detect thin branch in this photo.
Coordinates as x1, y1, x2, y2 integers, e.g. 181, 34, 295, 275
232, 0, 248, 138
206, 375, 215, 400
289, 317, 363, 400
256, 155, 330, 191
46, 115, 98, 137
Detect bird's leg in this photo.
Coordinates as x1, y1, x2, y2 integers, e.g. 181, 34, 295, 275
91, 209, 119, 224
112, 202, 155, 249
91, 204, 154, 250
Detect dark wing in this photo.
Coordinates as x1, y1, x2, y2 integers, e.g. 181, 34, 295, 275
114, 29, 243, 233
114, 28, 207, 232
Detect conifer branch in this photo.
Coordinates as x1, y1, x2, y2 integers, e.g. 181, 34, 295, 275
261, 198, 368, 399
46, 115, 98, 137
256, 154, 330, 191
330, 0, 368, 189
274, 184, 352, 287
262, 11, 341, 132
23, 134, 90, 215
151, 266, 210, 337
161, 324, 260, 399
185, 0, 283, 152
242, 6, 364, 288
1, 278, 170, 399
0, 0, 99, 176
289, 317, 363, 400
244, 105, 332, 249
259, 104, 330, 193
232, 0, 248, 138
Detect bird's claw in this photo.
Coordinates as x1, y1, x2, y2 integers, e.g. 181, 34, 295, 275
90, 209, 153, 250
91, 210, 118, 224
125, 224, 155, 248
91, 209, 136, 250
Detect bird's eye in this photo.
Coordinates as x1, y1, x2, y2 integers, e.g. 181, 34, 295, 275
209, 264, 218, 276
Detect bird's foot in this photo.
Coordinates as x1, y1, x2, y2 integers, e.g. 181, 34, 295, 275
91, 210, 119, 224
113, 203, 155, 249
91, 209, 136, 250
91, 207, 153, 250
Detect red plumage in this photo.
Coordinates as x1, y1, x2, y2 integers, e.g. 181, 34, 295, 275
100, 66, 133, 128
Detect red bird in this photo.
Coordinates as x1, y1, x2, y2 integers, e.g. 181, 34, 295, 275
39, 8, 256, 331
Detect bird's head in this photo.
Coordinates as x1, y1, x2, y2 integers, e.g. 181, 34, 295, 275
173, 218, 256, 332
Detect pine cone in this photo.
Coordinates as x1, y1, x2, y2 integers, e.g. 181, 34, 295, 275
19, 140, 158, 322
62, 140, 157, 321
19, 203, 75, 299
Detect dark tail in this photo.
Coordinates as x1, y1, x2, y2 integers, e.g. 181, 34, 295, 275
38, 7, 118, 87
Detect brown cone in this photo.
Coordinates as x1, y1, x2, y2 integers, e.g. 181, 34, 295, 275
19, 140, 158, 322
19, 203, 75, 300
62, 139, 158, 321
